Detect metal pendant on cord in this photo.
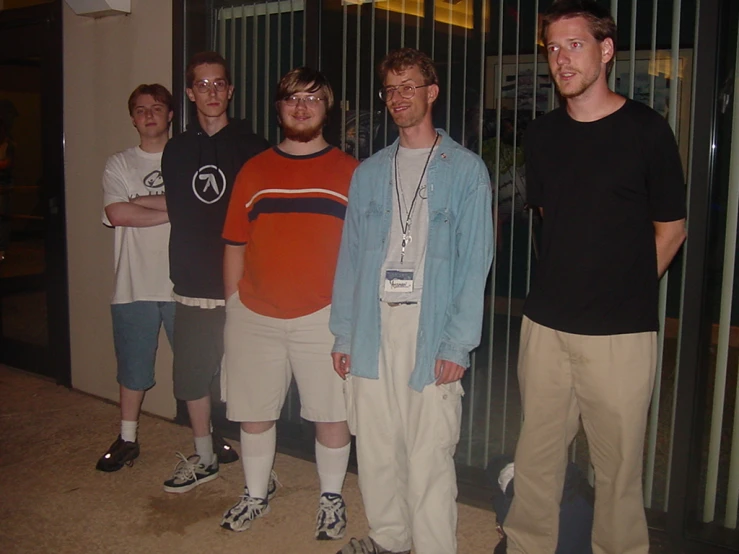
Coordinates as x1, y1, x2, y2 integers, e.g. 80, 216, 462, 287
394, 132, 440, 263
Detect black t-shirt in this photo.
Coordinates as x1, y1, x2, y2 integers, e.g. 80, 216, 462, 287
523, 99, 686, 335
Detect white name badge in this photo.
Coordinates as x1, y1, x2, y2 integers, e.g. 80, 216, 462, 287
384, 269, 414, 293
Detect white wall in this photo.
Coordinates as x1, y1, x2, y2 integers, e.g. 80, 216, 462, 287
63, 0, 175, 418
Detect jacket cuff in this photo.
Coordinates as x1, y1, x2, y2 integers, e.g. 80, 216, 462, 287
332, 337, 351, 356
436, 341, 470, 368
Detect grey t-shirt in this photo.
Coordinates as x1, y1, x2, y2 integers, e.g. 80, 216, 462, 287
379, 144, 436, 303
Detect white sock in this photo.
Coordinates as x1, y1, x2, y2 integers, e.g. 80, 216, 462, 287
120, 420, 138, 443
241, 426, 276, 500
194, 434, 215, 467
315, 440, 350, 495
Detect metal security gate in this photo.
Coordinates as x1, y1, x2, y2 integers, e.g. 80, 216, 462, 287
176, 0, 739, 549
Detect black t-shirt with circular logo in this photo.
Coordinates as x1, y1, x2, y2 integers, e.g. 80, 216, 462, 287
523, 99, 686, 336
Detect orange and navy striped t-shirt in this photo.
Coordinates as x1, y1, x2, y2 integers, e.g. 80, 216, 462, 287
222, 145, 359, 319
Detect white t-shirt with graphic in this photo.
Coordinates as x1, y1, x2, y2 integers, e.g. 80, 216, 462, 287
102, 146, 173, 305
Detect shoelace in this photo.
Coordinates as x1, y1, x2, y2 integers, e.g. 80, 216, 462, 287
171, 452, 199, 481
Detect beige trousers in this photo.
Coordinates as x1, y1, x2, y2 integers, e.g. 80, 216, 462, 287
504, 317, 657, 554
348, 303, 463, 554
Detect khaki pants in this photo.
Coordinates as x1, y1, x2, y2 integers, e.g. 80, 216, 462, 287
504, 317, 656, 554
349, 303, 463, 554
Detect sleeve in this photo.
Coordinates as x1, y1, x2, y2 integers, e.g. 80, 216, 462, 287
523, 122, 543, 208
647, 117, 687, 222
222, 163, 251, 245
329, 170, 362, 355
435, 158, 495, 367
101, 155, 129, 227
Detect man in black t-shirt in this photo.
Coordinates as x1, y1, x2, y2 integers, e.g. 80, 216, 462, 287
503, 2, 686, 554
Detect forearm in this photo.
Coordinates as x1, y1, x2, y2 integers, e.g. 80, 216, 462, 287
655, 219, 687, 277
223, 244, 246, 299
131, 194, 167, 212
105, 202, 169, 227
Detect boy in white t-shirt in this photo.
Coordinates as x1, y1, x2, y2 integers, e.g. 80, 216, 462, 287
96, 84, 175, 472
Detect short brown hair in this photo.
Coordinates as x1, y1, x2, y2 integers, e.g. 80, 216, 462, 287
377, 48, 438, 86
541, 0, 617, 75
186, 51, 231, 88
127, 84, 173, 116
275, 67, 335, 111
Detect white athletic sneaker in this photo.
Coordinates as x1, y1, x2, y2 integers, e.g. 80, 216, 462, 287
315, 492, 348, 540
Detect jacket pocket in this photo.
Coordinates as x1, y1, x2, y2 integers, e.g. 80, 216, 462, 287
436, 380, 464, 450
428, 209, 455, 259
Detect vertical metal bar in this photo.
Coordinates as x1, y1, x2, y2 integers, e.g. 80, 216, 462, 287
341, 1, 348, 152
264, 6, 271, 138
628, 0, 636, 99
241, 5, 247, 122
527, 0, 540, 297
501, 0, 522, 454
416, 1, 421, 50
230, 7, 236, 119
723, 39, 739, 528
445, 1, 452, 133
431, 0, 436, 60
383, 2, 389, 148
483, 0, 501, 464
252, 7, 259, 129
290, 0, 295, 69
276, 1, 283, 145
462, 3, 472, 466
219, 7, 227, 58
646, 0, 682, 510
704, 31, 739, 526
355, 2, 361, 160
302, 0, 306, 65
649, 0, 657, 109
401, 0, 406, 46
665, 0, 701, 512
642, 0, 659, 508
369, 0, 376, 158
609, 0, 618, 90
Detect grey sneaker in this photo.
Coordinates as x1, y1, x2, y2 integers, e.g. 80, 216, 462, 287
163, 453, 218, 493
316, 492, 348, 540
336, 537, 410, 554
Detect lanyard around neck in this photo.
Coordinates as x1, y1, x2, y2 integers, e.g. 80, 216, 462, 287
394, 133, 440, 263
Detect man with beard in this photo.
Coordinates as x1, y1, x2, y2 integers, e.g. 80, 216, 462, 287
502, 2, 686, 553
220, 67, 358, 539
161, 51, 269, 493
331, 48, 493, 554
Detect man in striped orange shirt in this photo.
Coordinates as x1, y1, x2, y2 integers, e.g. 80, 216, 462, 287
220, 67, 358, 540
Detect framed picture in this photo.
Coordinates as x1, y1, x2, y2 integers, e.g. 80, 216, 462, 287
485, 49, 693, 171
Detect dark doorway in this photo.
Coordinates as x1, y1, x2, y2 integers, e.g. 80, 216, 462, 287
0, 1, 70, 386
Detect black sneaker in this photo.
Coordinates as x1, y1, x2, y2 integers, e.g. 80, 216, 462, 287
213, 432, 240, 464
96, 435, 140, 472
163, 453, 219, 493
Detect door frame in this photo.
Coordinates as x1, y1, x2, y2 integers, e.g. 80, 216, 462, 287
0, 0, 70, 387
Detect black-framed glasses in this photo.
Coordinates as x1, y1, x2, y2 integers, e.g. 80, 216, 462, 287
192, 79, 229, 94
282, 94, 325, 107
379, 83, 430, 102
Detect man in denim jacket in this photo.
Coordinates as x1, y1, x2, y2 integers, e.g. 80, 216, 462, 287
330, 48, 494, 554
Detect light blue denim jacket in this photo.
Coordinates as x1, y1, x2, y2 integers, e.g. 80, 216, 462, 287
329, 130, 494, 391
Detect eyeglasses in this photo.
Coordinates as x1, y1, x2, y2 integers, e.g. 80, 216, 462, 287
192, 79, 229, 94
378, 83, 430, 102
282, 94, 325, 107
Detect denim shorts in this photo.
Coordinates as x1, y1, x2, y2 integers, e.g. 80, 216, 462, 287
111, 301, 175, 391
